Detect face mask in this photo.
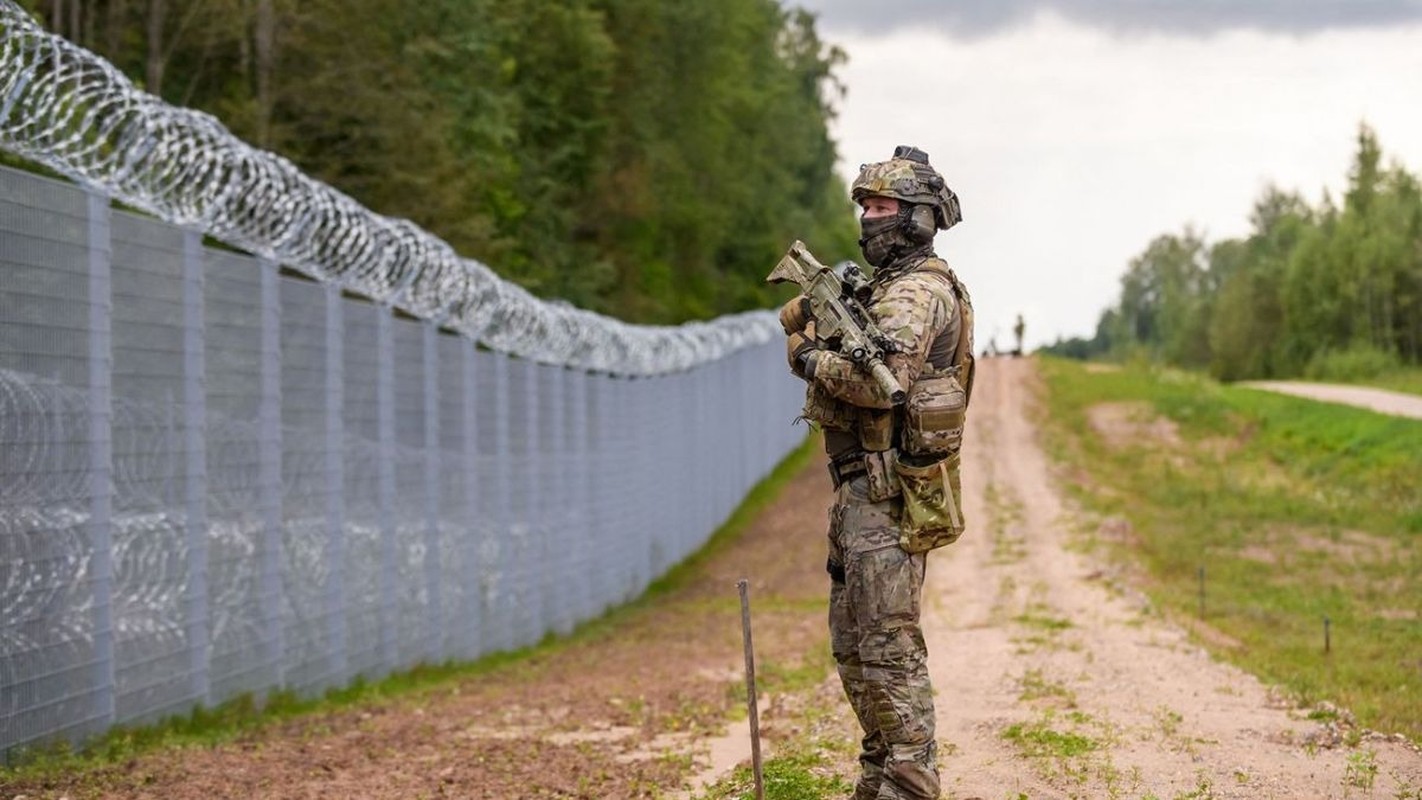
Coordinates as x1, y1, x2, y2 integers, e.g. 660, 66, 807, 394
858, 213, 904, 267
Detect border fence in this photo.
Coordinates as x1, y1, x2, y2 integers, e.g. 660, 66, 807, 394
0, 2, 805, 760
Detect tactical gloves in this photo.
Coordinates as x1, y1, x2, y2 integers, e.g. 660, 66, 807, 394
778, 295, 812, 334
787, 321, 818, 378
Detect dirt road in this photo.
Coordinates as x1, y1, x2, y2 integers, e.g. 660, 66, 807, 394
1239, 381, 1422, 420
913, 358, 1421, 798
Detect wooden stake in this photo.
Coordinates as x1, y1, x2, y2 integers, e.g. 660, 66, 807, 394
738, 579, 765, 800
1198, 565, 1206, 618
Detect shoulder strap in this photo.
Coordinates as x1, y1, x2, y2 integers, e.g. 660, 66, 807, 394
914, 259, 975, 404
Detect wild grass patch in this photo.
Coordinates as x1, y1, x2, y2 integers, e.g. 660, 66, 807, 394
695, 749, 853, 800
1037, 357, 1422, 739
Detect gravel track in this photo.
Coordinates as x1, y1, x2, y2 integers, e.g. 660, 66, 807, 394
1239, 381, 1422, 419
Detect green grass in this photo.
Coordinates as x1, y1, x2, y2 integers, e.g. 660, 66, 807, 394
1, 434, 821, 779
1037, 357, 1422, 740
697, 750, 854, 800
694, 656, 854, 800
1001, 716, 1099, 759
0, 653, 536, 780
1366, 366, 1422, 397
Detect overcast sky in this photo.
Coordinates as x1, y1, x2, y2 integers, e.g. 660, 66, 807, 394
788, 1, 1422, 350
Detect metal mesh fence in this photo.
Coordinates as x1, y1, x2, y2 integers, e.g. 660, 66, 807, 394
0, 164, 806, 758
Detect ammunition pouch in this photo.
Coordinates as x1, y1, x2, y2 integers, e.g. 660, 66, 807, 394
864, 450, 900, 502
858, 408, 895, 452
893, 451, 965, 553
902, 370, 967, 457
827, 449, 901, 504
827, 450, 867, 489
800, 382, 855, 431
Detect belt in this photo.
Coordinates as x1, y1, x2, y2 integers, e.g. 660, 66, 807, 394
827, 450, 867, 489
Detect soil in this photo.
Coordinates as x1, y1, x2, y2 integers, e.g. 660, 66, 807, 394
4, 359, 1420, 799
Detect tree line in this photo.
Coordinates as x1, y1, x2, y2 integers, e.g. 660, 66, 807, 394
1045, 125, 1422, 381
16, 0, 858, 324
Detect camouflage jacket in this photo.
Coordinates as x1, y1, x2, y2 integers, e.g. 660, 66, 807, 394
807, 255, 961, 411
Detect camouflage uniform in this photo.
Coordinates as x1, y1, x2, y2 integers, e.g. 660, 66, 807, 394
791, 146, 969, 800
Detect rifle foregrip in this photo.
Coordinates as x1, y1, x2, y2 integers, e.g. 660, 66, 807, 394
870, 360, 906, 405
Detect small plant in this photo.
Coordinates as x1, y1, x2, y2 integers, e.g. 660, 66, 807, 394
1013, 612, 1074, 632
1018, 668, 1076, 705
697, 750, 851, 800
1154, 705, 1183, 738
1001, 719, 1097, 759
1174, 773, 1215, 800
1343, 748, 1378, 792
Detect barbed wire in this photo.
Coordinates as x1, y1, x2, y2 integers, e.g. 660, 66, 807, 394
0, 364, 494, 669
0, 2, 779, 375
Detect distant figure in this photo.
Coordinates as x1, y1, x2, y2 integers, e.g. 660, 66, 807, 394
1012, 313, 1025, 357
779, 144, 972, 800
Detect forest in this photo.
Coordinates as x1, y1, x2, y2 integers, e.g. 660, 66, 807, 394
1045, 125, 1422, 382
14, 0, 859, 324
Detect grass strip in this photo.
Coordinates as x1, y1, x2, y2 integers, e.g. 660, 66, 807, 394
1035, 357, 1421, 740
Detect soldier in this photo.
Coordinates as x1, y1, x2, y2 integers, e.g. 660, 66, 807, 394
782, 145, 973, 800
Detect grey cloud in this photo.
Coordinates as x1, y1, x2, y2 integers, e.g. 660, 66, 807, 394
787, 0, 1422, 39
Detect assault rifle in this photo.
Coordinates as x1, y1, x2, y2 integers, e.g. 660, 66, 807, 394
766, 240, 906, 405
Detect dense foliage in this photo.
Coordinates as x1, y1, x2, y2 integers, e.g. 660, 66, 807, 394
1043, 125, 1422, 382
20, 0, 858, 323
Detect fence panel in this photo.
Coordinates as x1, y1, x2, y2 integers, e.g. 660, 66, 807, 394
0, 168, 111, 750
0, 162, 805, 760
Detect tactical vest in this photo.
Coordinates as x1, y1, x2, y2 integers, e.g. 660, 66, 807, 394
807, 257, 974, 457
900, 258, 974, 458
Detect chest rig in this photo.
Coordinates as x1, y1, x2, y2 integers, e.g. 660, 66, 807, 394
812, 257, 975, 474
899, 259, 974, 460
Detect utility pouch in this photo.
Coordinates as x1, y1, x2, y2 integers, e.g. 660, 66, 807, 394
858, 408, 895, 452
801, 383, 855, 431
893, 451, 965, 553
903, 373, 967, 456
863, 449, 901, 503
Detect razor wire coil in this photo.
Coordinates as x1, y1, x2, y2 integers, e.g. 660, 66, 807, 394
0, 1, 778, 375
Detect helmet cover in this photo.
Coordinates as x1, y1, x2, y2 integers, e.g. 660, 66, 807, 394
851, 146, 962, 231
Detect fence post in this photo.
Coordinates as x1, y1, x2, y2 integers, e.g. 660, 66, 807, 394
460, 339, 481, 659
547, 365, 568, 635
568, 368, 590, 626
257, 257, 284, 688
421, 320, 444, 663
85, 188, 116, 734
323, 283, 348, 684
491, 352, 511, 652
181, 228, 211, 707
583, 372, 604, 614
376, 306, 397, 674
523, 359, 543, 642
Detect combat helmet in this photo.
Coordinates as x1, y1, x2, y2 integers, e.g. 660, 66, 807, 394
851, 145, 962, 238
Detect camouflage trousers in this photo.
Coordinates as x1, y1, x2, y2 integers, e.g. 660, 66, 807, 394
827, 475, 940, 800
